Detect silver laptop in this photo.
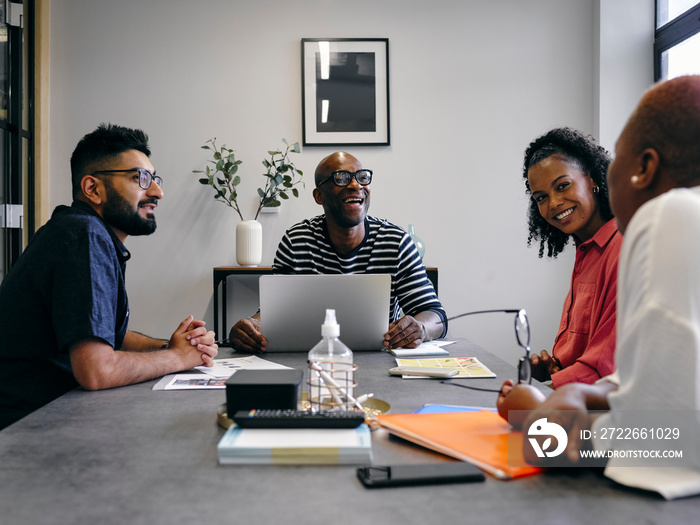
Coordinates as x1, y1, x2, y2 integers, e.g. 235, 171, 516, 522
259, 274, 391, 352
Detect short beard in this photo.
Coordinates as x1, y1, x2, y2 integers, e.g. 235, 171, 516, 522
102, 182, 157, 236
324, 189, 369, 229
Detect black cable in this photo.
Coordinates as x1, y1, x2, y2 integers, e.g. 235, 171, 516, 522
441, 379, 502, 393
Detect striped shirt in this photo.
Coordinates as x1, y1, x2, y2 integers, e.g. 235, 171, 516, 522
273, 215, 447, 336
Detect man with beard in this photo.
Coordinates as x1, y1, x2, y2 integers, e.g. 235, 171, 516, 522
229, 151, 447, 353
0, 124, 218, 430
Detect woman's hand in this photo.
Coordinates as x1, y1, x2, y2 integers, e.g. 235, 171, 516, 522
530, 350, 562, 381
497, 379, 547, 429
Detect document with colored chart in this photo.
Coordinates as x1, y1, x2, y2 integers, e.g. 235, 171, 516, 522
394, 357, 496, 379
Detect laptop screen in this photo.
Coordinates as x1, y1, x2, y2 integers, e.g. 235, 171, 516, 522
259, 274, 391, 352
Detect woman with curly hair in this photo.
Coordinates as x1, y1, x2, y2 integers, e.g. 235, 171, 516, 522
522, 127, 622, 387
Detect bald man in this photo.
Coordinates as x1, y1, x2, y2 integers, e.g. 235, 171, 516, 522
229, 152, 447, 353
509, 75, 700, 499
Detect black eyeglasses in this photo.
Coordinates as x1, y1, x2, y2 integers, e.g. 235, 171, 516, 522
513, 309, 531, 385
441, 309, 532, 391
91, 168, 163, 190
317, 169, 373, 188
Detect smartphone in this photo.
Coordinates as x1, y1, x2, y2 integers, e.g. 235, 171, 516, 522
356, 463, 485, 488
388, 366, 458, 378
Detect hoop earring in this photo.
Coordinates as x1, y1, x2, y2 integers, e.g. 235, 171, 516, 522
592, 186, 599, 194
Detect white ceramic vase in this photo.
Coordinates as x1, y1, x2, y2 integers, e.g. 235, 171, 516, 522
236, 220, 263, 266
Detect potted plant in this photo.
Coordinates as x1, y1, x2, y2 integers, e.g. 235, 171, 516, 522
194, 138, 304, 266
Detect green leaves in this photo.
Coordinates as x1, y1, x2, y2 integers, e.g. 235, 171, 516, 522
253, 139, 305, 220
190, 138, 245, 220
193, 137, 305, 222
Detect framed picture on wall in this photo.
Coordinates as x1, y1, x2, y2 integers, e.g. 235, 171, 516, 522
301, 38, 390, 146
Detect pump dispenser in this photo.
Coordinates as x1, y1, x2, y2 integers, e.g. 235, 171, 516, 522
307, 309, 355, 411
321, 309, 340, 338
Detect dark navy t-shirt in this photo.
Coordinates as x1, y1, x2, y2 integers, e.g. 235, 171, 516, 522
0, 201, 130, 429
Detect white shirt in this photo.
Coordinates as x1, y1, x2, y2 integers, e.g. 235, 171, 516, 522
592, 186, 700, 500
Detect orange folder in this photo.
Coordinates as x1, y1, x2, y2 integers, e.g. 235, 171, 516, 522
376, 410, 541, 479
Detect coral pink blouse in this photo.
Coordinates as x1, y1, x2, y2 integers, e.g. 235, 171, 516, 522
551, 218, 622, 387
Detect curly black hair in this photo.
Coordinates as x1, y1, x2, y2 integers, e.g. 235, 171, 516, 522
523, 127, 613, 258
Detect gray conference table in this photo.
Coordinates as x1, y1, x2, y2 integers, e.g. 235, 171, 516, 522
1, 339, 698, 524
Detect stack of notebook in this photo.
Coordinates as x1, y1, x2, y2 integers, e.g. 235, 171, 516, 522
217, 424, 373, 465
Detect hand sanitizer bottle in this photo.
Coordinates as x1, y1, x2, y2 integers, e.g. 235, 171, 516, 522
307, 309, 354, 411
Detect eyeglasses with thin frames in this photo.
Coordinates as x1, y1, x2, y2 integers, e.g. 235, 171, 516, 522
91, 168, 163, 190
514, 309, 531, 385
440, 309, 532, 393
316, 169, 373, 188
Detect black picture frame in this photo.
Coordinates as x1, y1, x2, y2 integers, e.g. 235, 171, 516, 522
301, 38, 390, 147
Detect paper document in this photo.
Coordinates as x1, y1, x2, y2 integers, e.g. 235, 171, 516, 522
389, 340, 455, 357
196, 355, 291, 378
152, 356, 292, 390
155, 373, 227, 390
395, 357, 496, 379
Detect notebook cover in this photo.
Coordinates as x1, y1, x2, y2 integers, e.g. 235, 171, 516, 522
376, 411, 541, 479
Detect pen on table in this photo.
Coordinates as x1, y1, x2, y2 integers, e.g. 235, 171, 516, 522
356, 393, 374, 405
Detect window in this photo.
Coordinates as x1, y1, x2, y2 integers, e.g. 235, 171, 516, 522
655, 0, 700, 79
0, 0, 34, 279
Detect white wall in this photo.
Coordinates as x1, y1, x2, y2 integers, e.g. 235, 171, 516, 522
47, 0, 653, 364
596, 0, 655, 151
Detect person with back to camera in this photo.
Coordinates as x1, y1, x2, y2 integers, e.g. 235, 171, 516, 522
0, 124, 218, 431
228, 151, 447, 353
515, 128, 623, 388
498, 75, 700, 500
